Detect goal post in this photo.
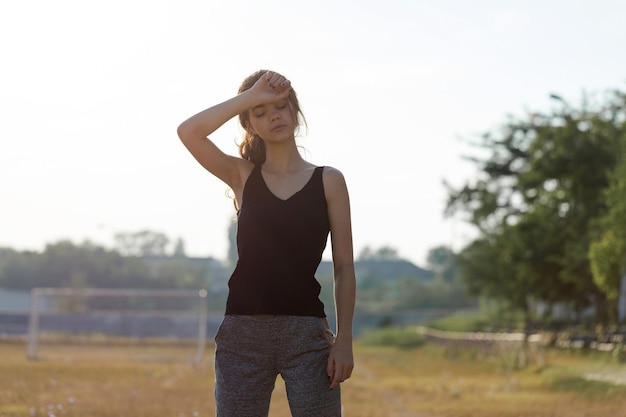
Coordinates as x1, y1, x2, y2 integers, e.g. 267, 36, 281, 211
26, 287, 208, 362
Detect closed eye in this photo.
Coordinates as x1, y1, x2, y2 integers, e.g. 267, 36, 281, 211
253, 101, 286, 117
252, 104, 266, 118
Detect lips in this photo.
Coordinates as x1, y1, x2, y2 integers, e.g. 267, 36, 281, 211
271, 124, 287, 132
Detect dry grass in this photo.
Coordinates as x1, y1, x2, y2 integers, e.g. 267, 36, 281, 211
1, 338, 625, 417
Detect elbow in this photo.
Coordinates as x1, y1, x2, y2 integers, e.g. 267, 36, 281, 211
177, 121, 193, 142
177, 121, 206, 147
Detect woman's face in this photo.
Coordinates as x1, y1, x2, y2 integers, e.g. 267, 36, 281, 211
248, 98, 296, 143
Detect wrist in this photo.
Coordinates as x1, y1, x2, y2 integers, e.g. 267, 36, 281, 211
335, 334, 353, 344
238, 89, 261, 110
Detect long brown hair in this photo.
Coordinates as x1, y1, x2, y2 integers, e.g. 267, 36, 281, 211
237, 70, 307, 165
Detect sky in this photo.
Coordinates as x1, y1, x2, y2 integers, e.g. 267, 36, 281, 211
1, 0, 625, 267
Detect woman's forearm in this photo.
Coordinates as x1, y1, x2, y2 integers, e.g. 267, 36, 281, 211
178, 91, 256, 141
333, 264, 356, 341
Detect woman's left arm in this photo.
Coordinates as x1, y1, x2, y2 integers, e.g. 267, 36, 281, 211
323, 167, 356, 390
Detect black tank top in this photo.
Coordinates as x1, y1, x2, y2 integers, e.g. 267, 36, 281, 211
225, 165, 329, 317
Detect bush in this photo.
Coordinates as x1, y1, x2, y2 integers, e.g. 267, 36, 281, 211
425, 311, 491, 332
359, 326, 426, 350
426, 305, 526, 333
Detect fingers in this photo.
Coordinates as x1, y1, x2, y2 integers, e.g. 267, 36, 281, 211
329, 365, 353, 390
327, 357, 335, 384
327, 358, 340, 390
329, 369, 340, 390
328, 358, 354, 390
327, 341, 355, 389
247, 71, 291, 104
264, 71, 291, 93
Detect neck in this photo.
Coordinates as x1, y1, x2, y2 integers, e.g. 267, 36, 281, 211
262, 141, 306, 173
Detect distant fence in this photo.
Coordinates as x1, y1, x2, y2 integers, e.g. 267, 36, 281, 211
0, 313, 28, 336
0, 309, 459, 339
0, 312, 221, 339
415, 326, 625, 354
415, 326, 540, 358
22, 288, 210, 361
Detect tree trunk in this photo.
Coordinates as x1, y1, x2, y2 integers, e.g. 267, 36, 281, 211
594, 291, 609, 326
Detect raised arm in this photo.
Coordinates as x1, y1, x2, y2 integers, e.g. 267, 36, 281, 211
323, 167, 356, 390
177, 71, 291, 192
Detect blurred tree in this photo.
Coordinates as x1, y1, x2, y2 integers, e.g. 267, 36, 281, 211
426, 246, 457, 281
0, 247, 17, 270
114, 230, 170, 257
0, 249, 40, 289
447, 90, 626, 324
0, 240, 151, 290
589, 117, 626, 322
172, 237, 187, 258
455, 237, 523, 310
358, 245, 400, 261
589, 231, 624, 318
357, 246, 374, 260
0, 240, 230, 313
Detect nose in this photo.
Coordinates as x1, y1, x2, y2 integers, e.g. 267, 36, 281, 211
270, 111, 280, 121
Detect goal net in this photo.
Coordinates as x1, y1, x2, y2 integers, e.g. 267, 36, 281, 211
26, 287, 208, 362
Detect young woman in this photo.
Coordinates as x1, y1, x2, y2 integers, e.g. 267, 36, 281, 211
177, 70, 356, 417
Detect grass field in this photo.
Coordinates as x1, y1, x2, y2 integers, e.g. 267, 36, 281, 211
1, 336, 625, 417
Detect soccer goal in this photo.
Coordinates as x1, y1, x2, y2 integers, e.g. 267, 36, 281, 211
26, 287, 208, 362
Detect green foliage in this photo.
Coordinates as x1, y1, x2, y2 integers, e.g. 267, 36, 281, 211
426, 245, 457, 282
426, 303, 525, 332
613, 342, 625, 363
456, 236, 526, 310
376, 315, 395, 328
348, 270, 473, 313
395, 275, 474, 310
0, 240, 150, 290
359, 326, 427, 350
113, 230, 185, 257
447, 90, 626, 324
358, 245, 400, 261
316, 251, 473, 313
550, 376, 621, 396
589, 231, 624, 300
426, 311, 493, 332
588, 122, 626, 318
0, 237, 228, 295
172, 238, 187, 258
3, 239, 470, 314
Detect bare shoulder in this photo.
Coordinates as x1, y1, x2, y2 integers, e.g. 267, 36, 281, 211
322, 165, 346, 184
322, 166, 349, 199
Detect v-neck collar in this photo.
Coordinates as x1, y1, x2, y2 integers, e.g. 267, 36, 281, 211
258, 166, 320, 202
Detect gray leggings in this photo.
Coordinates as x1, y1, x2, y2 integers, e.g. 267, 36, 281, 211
214, 315, 341, 417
